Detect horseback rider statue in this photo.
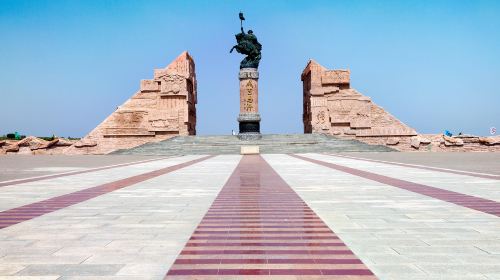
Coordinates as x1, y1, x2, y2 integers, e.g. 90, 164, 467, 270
230, 12, 262, 69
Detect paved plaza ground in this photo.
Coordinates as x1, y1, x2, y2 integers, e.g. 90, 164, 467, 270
0, 152, 499, 279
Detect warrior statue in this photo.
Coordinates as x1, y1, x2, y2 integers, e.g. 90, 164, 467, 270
230, 12, 262, 69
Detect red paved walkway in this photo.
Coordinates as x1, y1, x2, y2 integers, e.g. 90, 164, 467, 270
0, 156, 214, 229
165, 155, 376, 279
293, 154, 500, 217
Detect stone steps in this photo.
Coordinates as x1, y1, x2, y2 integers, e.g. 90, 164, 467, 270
112, 134, 395, 155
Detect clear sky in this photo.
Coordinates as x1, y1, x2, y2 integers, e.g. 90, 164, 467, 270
1, 0, 499, 137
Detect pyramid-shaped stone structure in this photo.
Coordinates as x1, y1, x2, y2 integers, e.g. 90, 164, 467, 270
301, 60, 418, 147
65, 52, 197, 154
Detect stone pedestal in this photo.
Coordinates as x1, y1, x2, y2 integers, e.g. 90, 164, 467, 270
237, 68, 261, 139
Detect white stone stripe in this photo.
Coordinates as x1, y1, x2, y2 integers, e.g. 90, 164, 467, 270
0, 155, 205, 212
331, 153, 500, 178
304, 153, 500, 203
0, 157, 169, 185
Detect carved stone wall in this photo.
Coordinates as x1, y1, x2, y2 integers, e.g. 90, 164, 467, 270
64, 51, 197, 154
302, 60, 416, 137
300, 60, 500, 152
302, 60, 418, 148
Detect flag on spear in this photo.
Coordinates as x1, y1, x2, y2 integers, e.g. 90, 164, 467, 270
239, 12, 245, 29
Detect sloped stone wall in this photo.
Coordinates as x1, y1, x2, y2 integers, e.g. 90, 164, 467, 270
64, 52, 197, 155
302, 60, 417, 139
301, 60, 500, 152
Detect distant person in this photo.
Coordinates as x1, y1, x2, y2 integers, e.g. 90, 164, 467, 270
444, 130, 453, 137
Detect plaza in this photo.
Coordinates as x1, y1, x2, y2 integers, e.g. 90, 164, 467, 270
0, 152, 499, 279
1, 1, 500, 279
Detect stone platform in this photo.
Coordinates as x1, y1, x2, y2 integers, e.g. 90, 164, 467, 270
0, 153, 499, 279
112, 134, 395, 155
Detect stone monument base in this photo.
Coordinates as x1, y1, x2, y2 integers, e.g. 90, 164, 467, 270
238, 133, 262, 141
237, 113, 261, 140
237, 67, 261, 141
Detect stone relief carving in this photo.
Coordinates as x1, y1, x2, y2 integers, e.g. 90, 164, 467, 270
159, 74, 185, 95
243, 80, 255, 112
112, 111, 146, 127
239, 70, 259, 79
147, 111, 180, 131
310, 97, 327, 107
311, 107, 329, 130
330, 101, 371, 128
316, 111, 327, 124
140, 80, 160, 92
321, 70, 350, 85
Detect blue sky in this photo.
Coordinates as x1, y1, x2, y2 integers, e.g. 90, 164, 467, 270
1, 0, 499, 137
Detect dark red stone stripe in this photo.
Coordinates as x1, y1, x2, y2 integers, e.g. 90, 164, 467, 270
180, 249, 354, 255
185, 242, 344, 246
168, 269, 373, 276
165, 155, 376, 279
0, 156, 215, 229
189, 236, 340, 240
292, 154, 500, 217
0, 157, 170, 187
174, 259, 363, 264
330, 153, 500, 180
193, 230, 333, 234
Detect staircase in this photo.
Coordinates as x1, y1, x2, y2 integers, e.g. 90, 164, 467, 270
112, 134, 394, 155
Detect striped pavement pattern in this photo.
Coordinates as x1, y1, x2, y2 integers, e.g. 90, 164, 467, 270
0, 154, 498, 279
292, 154, 500, 217
330, 153, 500, 180
165, 155, 377, 279
0, 155, 214, 229
0, 157, 169, 188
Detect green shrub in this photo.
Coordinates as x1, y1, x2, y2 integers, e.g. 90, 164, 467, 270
38, 136, 55, 141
